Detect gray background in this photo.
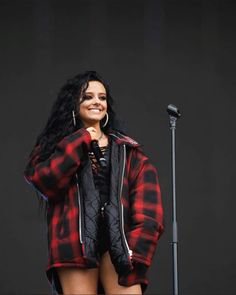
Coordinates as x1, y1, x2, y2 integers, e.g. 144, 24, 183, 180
0, 0, 235, 294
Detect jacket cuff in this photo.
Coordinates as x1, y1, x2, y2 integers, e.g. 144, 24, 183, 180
65, 127, 91, 147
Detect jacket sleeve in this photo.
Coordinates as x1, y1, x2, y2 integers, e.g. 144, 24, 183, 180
24, 128, 91, 202
127, 147, 164, 266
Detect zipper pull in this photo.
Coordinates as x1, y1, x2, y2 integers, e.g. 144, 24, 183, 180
101, 206, 105, 217
100, 202, 108, 217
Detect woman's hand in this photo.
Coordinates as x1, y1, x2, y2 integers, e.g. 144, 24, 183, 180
86, 127, 102, 141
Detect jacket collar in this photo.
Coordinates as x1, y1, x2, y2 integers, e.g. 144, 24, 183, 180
108, 129, 141, 147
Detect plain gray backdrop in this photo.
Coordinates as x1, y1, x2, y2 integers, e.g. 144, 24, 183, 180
0, 0, 235, 294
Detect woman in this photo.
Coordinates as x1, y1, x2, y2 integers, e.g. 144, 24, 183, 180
24, 71, 164, 294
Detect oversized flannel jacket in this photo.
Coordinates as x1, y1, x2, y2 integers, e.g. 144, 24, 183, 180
24, 128, 164, 293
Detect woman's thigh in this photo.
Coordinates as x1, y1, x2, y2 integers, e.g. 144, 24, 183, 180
99, 251, 142, 295
57, 266, 99, 294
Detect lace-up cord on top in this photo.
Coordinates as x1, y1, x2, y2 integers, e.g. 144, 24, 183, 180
88, 144, 110, 206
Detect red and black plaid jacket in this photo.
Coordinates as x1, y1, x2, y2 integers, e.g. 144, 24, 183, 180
24, 128, 164, 293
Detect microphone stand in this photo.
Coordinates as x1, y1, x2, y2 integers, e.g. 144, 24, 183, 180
167, 104, 181, 295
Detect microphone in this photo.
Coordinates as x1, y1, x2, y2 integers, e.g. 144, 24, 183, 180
167, 104, 181, 118
90, 140, 107, 168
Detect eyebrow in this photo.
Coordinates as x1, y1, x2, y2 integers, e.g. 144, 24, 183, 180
85, 92, 106, 95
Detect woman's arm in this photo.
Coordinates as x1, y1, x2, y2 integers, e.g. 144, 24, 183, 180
24, 128, 91, 202
127, 147, 164, 266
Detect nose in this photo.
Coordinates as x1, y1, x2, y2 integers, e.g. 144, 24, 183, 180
92, 95, 101, 104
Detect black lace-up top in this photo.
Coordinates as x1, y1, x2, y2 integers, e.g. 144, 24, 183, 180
88, 139, 111, 207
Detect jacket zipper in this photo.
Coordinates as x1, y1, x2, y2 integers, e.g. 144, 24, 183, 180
75, 173, 83, 244
119, 144, 133, 262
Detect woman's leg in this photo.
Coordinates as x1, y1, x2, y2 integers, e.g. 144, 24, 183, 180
57, 266, 99, 294
99, 251, 142, 294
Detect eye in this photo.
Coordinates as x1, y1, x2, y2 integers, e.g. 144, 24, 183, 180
100, 96, 107, 101
83, 95, 92, 100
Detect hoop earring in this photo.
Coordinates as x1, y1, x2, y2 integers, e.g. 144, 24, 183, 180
102, 112, 109, 127
72, 110, 77, 127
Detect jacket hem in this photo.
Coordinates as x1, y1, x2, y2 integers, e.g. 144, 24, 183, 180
119, 278, 148, 294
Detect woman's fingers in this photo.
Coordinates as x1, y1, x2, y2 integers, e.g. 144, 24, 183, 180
86, 127, 101, 140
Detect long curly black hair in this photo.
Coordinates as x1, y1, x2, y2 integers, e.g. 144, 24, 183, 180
33, 70, 124, 217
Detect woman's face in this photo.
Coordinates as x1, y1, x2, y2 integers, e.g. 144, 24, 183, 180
78, 80, 107, 128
